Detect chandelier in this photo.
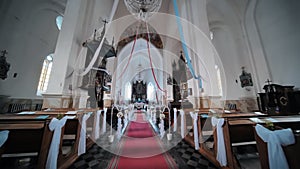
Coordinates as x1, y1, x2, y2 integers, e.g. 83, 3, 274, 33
124, 0, 162, 20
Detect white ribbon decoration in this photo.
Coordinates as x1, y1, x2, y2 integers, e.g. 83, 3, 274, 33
255, 124, 295, 169
128, 110, 132, 121
78, 112, 92, 156
0, 130, 9, 147
117, 116, 123, 138
153, 110, 157, 124
79, 0, 119, 76
149, 109, 153, 121
94, 110, 102, 140
180, 110, 186, 138
173, 108, 177, 132
46, 116, 75, 169
211, 117, 226, 167
190, 112, 199, 150
159, 118, 165, 139
102, 108, 107, 134
124, 110, 128, 127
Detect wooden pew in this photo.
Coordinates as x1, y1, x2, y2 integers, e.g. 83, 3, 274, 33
184, 110, 267, 169
254, 125, 300, 169
0, 108, 99, 169
223, 116, 300, 169
0, 115, 53, 168
35, 108, 99, 168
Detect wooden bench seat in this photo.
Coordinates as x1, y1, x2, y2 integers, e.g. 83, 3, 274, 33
254, 126, 300, 169
0, 108, 99, 169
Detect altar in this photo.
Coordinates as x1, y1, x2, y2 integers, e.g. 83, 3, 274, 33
134, 102, 145, 110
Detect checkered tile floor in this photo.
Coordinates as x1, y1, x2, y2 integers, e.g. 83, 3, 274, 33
69, 135, 217, 169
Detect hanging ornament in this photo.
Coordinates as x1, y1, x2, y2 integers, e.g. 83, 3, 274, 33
124, 0, 162, 21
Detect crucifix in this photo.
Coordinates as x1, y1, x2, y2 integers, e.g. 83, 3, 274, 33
99, 19, 108, 38
102, 19, 108, 31
265, 79, 272, 85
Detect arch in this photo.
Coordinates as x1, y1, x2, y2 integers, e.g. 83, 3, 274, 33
114, 38, 164, 100
117, 21, 163, 50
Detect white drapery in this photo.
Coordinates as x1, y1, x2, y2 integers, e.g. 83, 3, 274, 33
78, 112, 92, 156
255, 124, 295, 169
211, 117, 226, 167
173, 108, 177, 132
0, 130, 9, 147
79, 0, 119, 76
117, 115, 123, 138
180, 110, 186, 138
190, 112, 199, 150
102, 108, 107, 134
46, 116, 76, 169
159, 118, 165, 139
94, 110, 102, 140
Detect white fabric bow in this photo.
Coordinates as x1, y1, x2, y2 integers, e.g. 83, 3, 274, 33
102, 108, 107, 134
94, 110, 102, 140
78, 112, 92, 156
159, 118, 165, 139
153, 110, 157, 124
255, 124, 295, 169
173, 108, 177, 132
124, 110, 128, 127
211, 117, 226, 166
190, 112, 199, 150
46, 116, 75, 169
180, 110, 186, 138
117, 113, 123, 138
0, 130, 9, 147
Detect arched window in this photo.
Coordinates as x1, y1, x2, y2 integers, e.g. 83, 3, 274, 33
56, 16, 63, 30
215, 65, 223, 96
36, 54, 53, 96
124, 82, 132, 101
147, 82, 155, 101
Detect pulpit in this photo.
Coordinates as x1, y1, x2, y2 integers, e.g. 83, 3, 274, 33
258, 84, 299, 115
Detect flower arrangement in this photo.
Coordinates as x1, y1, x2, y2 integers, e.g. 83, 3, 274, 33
160, 113, 165, 119
117, 112, 123, 118
57, 113, 64, 120
265, 121, 275, 130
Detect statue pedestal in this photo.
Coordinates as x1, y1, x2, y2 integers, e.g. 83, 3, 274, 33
42, 93, 72, 109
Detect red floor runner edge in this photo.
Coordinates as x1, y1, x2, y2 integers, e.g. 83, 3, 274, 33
108, 112, 178, 169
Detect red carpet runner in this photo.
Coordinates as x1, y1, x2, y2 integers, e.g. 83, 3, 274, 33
108, 111, 178, 169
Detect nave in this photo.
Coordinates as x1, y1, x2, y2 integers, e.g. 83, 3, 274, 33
1, 104, 300, 169
0, 108, 217, 169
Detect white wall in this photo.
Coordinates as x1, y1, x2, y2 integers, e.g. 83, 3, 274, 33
207, 0, 256, 100
0, 0, 65, 99
255, 0, 300, 89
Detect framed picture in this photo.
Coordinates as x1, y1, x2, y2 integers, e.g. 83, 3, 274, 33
239, 67, 253, 88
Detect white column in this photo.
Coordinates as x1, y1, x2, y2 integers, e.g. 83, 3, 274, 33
190, 0, 219, 97
244, 0, 271, 92
47, 0, 88, 94
178, 0, 219, 99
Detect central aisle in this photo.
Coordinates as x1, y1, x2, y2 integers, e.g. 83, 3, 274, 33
108, 111, 178, 169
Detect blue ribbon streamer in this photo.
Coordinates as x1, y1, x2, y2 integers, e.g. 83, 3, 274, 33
173, 0, 202, 89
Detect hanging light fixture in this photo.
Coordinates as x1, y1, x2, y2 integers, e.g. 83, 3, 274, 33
124, 0, 162, 21
136, 63, 143, 82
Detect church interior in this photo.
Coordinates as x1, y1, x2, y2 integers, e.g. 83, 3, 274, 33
0, 0, 300, 168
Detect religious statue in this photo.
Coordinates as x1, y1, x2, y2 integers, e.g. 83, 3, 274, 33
0, 50, 10, 80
